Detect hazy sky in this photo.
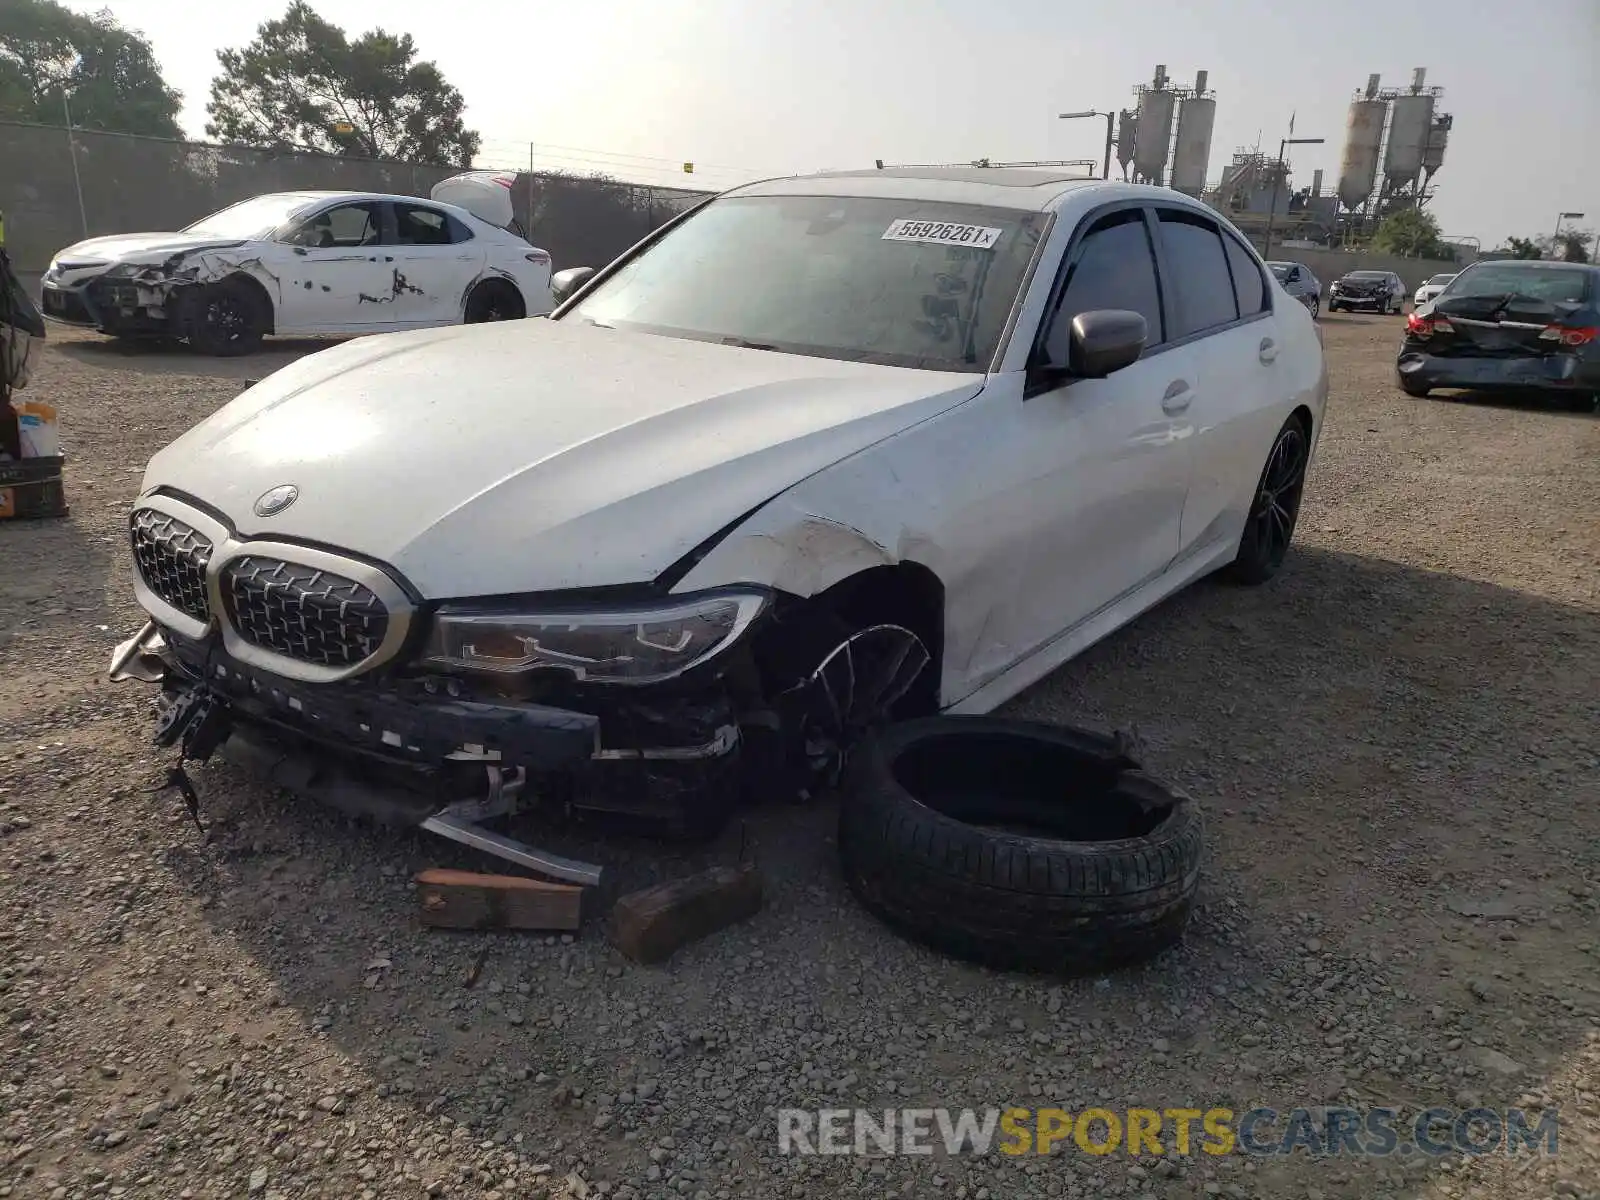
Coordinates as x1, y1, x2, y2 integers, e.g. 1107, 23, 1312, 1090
67, 0, 1599, 247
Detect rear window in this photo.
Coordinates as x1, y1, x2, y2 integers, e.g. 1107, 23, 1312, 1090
1444, 264, 1591, 306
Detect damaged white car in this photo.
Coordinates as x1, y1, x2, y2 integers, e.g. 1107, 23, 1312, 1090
109, 168, 1327, 882
42, 173, 552, 356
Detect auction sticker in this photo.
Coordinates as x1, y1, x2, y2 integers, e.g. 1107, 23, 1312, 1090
882, 219, 1003, 249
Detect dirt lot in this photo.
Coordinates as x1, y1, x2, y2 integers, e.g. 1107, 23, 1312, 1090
1, 317, 1597, 1200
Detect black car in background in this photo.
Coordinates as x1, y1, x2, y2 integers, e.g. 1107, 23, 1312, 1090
1396, 259, 1600, 412
1328, 269, 1406, 314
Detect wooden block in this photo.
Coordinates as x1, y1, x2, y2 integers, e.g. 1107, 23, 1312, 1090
415, 868, 583, 932
609, 864, 763, 964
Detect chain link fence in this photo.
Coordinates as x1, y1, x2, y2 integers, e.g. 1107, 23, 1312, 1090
0, 120, 714, 275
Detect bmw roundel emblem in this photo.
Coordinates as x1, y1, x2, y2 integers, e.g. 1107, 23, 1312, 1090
253, 484, 299, 517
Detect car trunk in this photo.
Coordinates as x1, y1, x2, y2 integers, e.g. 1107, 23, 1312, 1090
1420, 293, 1584, 358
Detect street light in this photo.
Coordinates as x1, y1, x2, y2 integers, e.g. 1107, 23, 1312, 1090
1262, 136, 1325, 260
1058, 109, 1114, 180
1552, 211, 1586, 259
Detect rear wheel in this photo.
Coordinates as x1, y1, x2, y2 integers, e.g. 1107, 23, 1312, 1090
463, 279, 526, 323
1225, 415, 1310, 585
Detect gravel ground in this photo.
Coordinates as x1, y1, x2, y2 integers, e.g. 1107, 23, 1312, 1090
1, 317, 1597, 1200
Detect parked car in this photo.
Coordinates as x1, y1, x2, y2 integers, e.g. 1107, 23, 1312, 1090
1413, 272, 1457, 307
1397, 259, 1600, 411
1328, 269, 1406, 314
41, 179, 552, 356
108, 169, 1328, 865
1267, 260, 1322, 317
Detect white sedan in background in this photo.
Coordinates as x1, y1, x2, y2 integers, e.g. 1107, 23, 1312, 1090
1413, 272, 1458, 307
41, 177, 552, 355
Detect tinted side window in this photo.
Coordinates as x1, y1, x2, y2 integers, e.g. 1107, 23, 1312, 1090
1224, 235, 1268, 316
1156, 209, 1239, 337
393, 204, 458, 246
1044, 209, 1164, 366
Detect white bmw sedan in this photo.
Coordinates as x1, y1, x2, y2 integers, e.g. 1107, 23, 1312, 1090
110, 167, 1327, 843
41, 188, 553, 355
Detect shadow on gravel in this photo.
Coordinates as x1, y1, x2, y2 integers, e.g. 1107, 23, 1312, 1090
163, 545, 1598, 1191
55, 334, 343, 380
1422, 389, 1599, 418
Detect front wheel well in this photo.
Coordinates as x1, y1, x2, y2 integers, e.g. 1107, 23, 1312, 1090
752, 563, 946, 718
213, 272, 275, 333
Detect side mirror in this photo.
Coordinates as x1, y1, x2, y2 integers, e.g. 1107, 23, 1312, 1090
1066, 309, 1147, 379
551, 266, 596, 305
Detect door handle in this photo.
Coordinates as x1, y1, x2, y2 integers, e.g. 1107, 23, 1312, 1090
1258, 337, 1278, 364
1161, 379, 1191, 415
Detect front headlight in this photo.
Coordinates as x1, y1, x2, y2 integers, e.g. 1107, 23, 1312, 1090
103, 263, 145, 279
422, 590, 769, 684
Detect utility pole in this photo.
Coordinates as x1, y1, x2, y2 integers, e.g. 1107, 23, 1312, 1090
62, 93, 89, 238
1058, 110, 1115, 180
1262, 135, 1323, 260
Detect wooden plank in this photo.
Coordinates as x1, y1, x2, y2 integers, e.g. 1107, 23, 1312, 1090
415, 868, 584, 932
608, 864, 763, 964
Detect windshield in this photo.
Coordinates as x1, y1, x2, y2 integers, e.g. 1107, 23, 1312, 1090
182, 195, 317, 240
1347, 271, 1387, 280
1425, 274, 1457, 286
1442, 264, 1590, 306
563, 194, 1050, 371
1268, 263, 1293, 279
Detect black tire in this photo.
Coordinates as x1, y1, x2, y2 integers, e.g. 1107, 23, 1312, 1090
464, 279, 526, 323
182, 278, 268, 356
838, 717, 1202, 973
1399, 376, 1432, 398
1304, 295, 1320, 319
1224, 414, 1311, 585
1328, 302, 1341, 313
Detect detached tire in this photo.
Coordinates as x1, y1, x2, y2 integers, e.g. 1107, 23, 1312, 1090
838, 717, 1203, 974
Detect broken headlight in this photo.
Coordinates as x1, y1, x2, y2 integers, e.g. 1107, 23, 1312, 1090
421, 590, 769, 685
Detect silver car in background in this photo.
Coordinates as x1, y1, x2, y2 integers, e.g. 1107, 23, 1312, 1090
1268, 261, 1322, 319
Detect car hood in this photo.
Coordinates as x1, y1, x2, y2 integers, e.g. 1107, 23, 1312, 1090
141, 320, 985, 597
52, 232, 248, 268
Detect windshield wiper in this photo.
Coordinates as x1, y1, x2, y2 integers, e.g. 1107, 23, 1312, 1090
720, 336, 780, 352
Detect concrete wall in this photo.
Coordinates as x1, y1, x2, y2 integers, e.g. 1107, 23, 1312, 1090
1252, 245, 1463, 292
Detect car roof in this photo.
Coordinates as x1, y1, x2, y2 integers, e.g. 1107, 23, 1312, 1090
724, 167, 1183, 213
240, 189, 494, 227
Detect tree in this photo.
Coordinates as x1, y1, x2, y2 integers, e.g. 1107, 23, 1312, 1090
1501, 236, 1543, 260
205, 2, 480, 167
1541, 228, 1594, 264
0, 0, 182, 138
1371, 207, 1448, 259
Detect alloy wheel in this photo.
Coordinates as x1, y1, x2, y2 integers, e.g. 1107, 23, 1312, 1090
1250, 425, 1309, 569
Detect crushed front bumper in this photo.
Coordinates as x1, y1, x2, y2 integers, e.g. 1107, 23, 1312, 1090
110, 621, 744, 875
41, 276, 175, 336
1396, 348, 1600, 394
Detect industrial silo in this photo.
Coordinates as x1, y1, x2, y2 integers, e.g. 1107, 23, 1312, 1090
1132, 68, 1176, 184
1170, 71, 1215, 196
1384, 93, 1436, 188
1422, 114, 1450, 177
1115, 108, 1138, 179
1337, 86, 1388, 211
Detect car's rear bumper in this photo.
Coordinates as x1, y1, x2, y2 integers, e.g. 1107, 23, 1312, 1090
1396, 349, 1600, 392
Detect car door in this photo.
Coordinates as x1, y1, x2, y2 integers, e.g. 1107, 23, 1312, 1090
1152, 207, 1285, 559
381, 203, 487, 325
966, 205, 1196, 683
271, 200, 396, 331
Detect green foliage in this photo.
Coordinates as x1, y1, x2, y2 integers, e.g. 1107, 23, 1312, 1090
1546, 228, 1593, 264
1371, 208, 1448, 259
0, 0, 182, 138
205, 2, 481, 167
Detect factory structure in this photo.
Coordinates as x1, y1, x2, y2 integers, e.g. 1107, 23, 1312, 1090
1109, 65, 1454, 249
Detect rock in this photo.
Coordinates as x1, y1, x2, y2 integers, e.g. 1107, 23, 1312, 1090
1470, 1048, 1524, 1076
248, 1167, 269, 1193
